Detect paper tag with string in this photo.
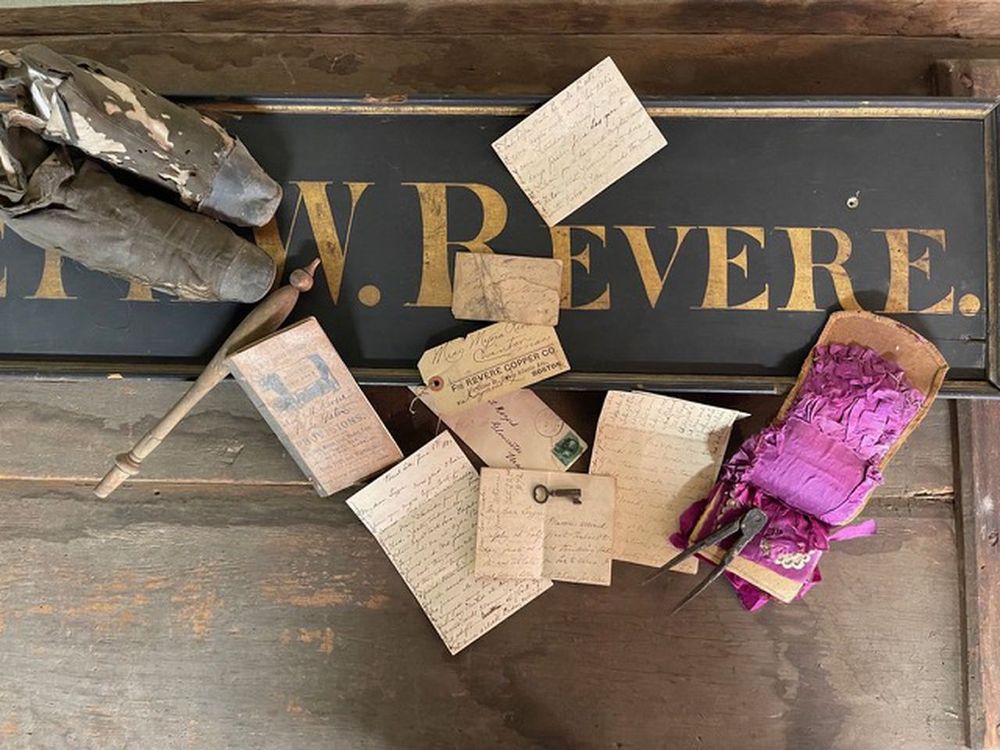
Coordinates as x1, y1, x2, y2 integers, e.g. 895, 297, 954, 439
416, 323, 569, 415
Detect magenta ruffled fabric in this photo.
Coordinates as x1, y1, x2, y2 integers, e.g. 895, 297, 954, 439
673, 343, 925, 610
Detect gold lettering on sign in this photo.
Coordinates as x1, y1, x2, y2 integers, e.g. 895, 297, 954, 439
699, 226, 769, 310
549, 225, 611, 310
778, 227, 860, 311
405, 182, 508, 307
878, 228, 953, 314
124, 281, 155, 302
617, 225, 693, 308
252, 219, 288, 282
28, 249, 76, 300
253, 181, 372, 303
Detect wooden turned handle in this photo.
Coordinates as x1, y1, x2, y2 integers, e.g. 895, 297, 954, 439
93, 452, 141, 499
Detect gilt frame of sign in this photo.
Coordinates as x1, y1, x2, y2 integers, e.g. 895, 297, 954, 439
0, 97, 997, 397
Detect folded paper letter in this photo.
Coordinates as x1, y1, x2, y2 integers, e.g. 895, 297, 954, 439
451, 253, 563, 326
475, 467, 616, 586
590, 391, 746, 572
347, 432, 551, 655
492, 57, 666, 226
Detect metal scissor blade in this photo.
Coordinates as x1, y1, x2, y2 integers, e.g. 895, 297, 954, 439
668, 508, 770, 614
668, 562, 731, 615
641, 547, 698, 587
641, 515, 744, 587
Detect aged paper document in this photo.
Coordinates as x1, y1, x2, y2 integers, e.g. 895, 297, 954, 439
590, 391, 746, 572
451, 252, 563, 326
414, 388, 586, 471
346, 433, 551, 655
492, 57, 667, 226
475, 468, 615, 586
226, 317, 402, 496
417, 323, 569, 414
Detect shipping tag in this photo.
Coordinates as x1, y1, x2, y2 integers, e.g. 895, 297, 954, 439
417, 323, 570, 414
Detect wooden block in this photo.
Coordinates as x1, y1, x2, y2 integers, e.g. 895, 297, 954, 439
451, 253, 562, 325
226, 317, 402, 496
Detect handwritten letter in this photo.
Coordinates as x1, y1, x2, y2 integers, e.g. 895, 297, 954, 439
451, 252, 563, 326
476, 468, 615, 586
417, 323, 569, 414
226, 317, 402, 496
415, 388, 586, 471
590, 391, 746, 572
346, 433, 551, 655
492, 57, 667, 226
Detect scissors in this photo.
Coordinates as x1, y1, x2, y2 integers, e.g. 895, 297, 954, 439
642, 507, 768, 614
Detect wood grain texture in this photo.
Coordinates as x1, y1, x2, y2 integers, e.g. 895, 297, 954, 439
1, 0, 999, 39
942, 67, 998, 750
957, 401, 1000, 750
0, 380, 955, 503
0, 481, 962, 749
935, 58, 1000, 97
4, 33, 1000, 97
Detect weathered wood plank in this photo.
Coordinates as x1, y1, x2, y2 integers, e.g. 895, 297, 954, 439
0, 481, 962, 749
0, 380, 955, 502
935, 58, 1000, 97
940, 64, 1000, 750
957, 401, 1000, 750
1, 0, 998, 39
2, 33, 1000, 97
0, 378, 306, 485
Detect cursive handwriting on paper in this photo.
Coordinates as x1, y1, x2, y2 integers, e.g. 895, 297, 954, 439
415, 388, 587, 471
590, 391, 746, 572
475, 467, 615, 586
451, 252, 563, 326
346, 432, 551, 655
492, 57, 667, 226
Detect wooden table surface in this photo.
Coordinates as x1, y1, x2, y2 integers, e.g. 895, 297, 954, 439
0, 381, 961, 748
0, 2, 994, 748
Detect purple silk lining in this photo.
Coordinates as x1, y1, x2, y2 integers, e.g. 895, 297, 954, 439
747, 417, 880, 525
674, 343, 925, 610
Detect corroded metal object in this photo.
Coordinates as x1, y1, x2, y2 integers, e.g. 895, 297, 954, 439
93, 259, 320, 499
0, 44, 281, 227
0, 127, 276, 303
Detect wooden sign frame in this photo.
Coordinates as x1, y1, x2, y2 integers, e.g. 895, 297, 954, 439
0, 96, 996, 397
